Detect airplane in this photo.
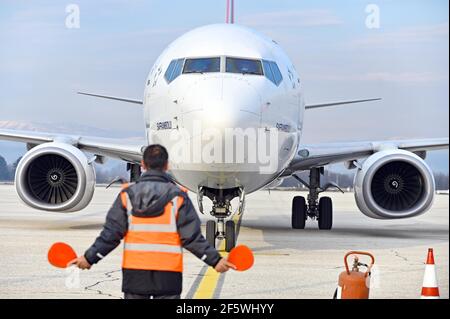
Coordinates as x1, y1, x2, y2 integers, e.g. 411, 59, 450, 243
1, 1, 448, 252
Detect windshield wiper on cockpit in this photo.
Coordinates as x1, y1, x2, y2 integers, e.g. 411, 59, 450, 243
184, 70, 204, 74
242, 71, 261, 75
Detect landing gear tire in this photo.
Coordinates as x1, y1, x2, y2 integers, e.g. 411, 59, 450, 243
318, 197, 333, 230
292, 196, 307, 229
225, 220, 236, 252
206, 220, 217, 248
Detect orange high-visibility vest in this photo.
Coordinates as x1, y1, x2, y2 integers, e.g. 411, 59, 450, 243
120, 190, 184, 272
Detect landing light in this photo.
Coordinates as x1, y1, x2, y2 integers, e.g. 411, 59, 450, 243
298, 149, 310, 158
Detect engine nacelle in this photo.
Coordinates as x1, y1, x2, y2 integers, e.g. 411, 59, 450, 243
354, 149, 435, 219
15, 142, 96, 212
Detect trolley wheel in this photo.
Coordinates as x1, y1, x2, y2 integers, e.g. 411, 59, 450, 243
225, 220, 236, 252
292, 196, 307, 229
318, 197, 333, 230
206, 220, 217, 248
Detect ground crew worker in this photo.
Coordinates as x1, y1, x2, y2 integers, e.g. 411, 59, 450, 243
69, 144, 235, 299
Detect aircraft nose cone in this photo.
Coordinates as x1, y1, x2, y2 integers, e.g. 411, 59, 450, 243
201, 99, 259, 130
202, 99, 233, 127
165, 75, 294, 178
182, 76, 262, 130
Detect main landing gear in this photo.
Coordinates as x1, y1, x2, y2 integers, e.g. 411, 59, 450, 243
106, 163, 142, 188
198, 187, 244, 252
127, 163, 142, 182
291, 167, 343, 230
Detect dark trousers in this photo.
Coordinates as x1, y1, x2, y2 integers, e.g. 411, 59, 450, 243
124, 293, 181, 299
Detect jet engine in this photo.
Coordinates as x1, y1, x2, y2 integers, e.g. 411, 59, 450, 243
14, 142, 96, 212
354, 149, 435, 219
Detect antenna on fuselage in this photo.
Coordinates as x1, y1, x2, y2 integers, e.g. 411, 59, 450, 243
226, 0, 235, 24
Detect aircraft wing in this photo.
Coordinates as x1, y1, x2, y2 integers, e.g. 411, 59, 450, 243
0, 129, 145, 163
284, 138, 449, 175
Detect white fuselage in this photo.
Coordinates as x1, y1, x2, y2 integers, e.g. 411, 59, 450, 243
143, 24, 304, 193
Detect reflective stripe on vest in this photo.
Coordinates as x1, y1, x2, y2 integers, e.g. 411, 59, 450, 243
128, 223, 177, 232
122, 195, 184, 272
123, 243, 182, 254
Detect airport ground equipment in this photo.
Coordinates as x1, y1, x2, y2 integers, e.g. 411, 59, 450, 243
334, 251, 375, 299
421, 248, 440, 299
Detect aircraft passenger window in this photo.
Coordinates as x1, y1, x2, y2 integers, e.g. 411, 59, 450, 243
164, 58, 184, 83
262, 60, 275, 83
183, 57, 220, 74
270, 62, 283, 86
226, 57, 263, 75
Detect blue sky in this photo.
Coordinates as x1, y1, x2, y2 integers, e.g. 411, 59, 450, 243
0, 0, 448, 171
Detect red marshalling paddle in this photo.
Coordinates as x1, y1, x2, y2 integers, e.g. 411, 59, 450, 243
48, 242, 77, 268
228, 245, 254, 271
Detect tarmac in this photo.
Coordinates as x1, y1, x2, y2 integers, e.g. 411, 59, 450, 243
0, 184, 448, 299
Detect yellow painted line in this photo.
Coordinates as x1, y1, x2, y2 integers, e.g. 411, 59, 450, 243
193, 243, 228, 299
193, 213, 241, 299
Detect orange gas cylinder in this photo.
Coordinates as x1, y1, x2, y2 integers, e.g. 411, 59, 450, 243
334, 251, 375, 299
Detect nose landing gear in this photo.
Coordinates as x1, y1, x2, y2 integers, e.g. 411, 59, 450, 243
205, 215, 236, 252
291, 167, 343, 230
198, 187, 243, 252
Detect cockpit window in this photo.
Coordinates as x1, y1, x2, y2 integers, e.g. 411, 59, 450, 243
270, 61, 283, 85
183, 57, 220, 74
226, 57, 263, 75
262, 60, 283, 86
165, 56, 283, 86
262, 60, 275, 83
165, 58, 184, 83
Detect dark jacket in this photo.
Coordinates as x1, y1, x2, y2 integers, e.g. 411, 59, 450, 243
84, 170, 221, 295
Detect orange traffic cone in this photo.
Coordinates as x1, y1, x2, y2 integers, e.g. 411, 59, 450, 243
421, 248, 440, 299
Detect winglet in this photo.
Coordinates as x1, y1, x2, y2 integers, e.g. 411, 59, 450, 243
77, 92, 143, 105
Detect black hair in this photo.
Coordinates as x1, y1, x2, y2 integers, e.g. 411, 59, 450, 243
142, 144, 168, 171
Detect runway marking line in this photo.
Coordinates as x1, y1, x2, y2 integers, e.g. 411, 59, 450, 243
193, 213, 242, 299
